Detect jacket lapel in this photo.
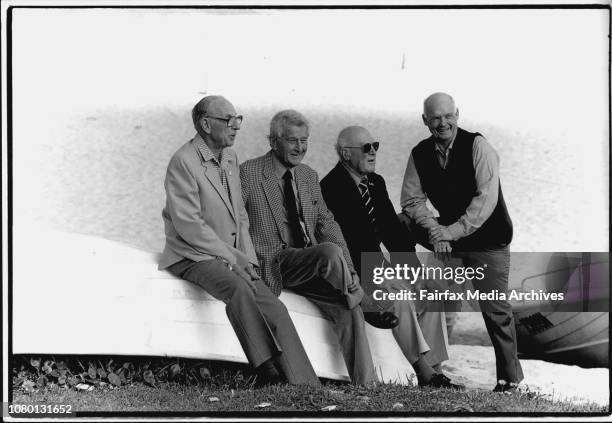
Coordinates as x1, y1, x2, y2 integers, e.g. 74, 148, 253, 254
202, 160, 236, 222
226, 155, 240, 224
335, 163, 363, 205
261, 152, 287, 243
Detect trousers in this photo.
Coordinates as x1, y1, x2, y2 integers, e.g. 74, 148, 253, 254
276, 242, 378, 384
168, 258, 320, 386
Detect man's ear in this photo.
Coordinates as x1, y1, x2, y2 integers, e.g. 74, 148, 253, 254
455, 108, 459, 119
200, 117, 211, 134
268, 136, 276, 151
340, 147, 350, 161
422, 114, 428, 126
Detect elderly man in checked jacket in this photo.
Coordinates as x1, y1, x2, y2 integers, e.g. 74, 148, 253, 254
240, 110, 398, 385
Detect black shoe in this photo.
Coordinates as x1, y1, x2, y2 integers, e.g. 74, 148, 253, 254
364, 311, 399, 329
253, 373, 285, 388
253, 359, 285, 388
420, 373, 465, 390
493, 381, 519, 393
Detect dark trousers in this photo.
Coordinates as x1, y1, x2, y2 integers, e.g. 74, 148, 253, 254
398, 214, 524, 383
168, 258, 320, 386
276, 242, 378, 385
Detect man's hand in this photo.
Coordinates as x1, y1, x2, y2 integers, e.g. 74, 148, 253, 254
245, 263, 261, 281
429, 225, 453, 244
382, 278, 405, 293
231, 264, 258, 293
433, 241, 452, 262
348, 273, 361, 294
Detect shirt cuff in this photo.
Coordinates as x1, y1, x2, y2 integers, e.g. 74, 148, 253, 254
447, 222, 466, 241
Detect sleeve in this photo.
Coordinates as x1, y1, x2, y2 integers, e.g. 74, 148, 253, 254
312, 173, 356, 273
376, 176, 416, 252
446, 135, 500, 240
164, 154, 237, 265
400, 152, 439, 230
234, 157, 259, 267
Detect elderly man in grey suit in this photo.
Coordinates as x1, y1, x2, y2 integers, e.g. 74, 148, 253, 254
159, 96, 320, 387
240, 110, 398, 385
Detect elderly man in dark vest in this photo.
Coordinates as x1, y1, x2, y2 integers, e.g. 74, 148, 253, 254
399, 92, 523, 392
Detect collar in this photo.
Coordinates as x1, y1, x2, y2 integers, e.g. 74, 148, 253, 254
340, 161, 368, 187
434, 137, 455, 155
194, 133, 228, 166
271, 151, 296, 180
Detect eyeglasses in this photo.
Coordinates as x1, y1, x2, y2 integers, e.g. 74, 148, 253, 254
205, 115, 243, 129
425, 113, 457, 126
343, 141, 380, 154
283, 137, 309, 147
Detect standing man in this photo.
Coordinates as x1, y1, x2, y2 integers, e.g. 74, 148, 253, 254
321, 125, 462, 389
240, 110, 397, 385
159, 96, 319, 387
400, 92, 523, 392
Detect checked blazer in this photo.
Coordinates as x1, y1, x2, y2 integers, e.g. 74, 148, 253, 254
240, 151, 356, 296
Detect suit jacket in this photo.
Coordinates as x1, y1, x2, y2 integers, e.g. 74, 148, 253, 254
240, 151, 355, 296
159, 136, 258, 270
320, 162, 415, 274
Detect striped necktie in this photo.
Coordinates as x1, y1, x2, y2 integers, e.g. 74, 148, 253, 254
358, 177, 376, 228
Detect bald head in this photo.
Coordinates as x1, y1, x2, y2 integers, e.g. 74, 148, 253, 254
422, 92, 459, 144
192, 95, 232, 129
423, 92, 456, 117
337, 126, 371, 149
336, 125, 378, 176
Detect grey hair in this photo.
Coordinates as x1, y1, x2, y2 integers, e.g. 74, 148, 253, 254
268, 110, 309, 143
192, 95, 225, 129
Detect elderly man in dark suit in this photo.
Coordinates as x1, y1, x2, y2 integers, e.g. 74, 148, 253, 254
240, 110, 398, 385
159, 96, 319, 387
320, 125, 462, 389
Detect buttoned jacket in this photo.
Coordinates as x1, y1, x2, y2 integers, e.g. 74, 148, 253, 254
159, 136, 258, 270
240, 151, 355, 296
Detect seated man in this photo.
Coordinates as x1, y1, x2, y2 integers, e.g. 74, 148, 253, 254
240, 110, 397, 385
159, 95, 319, 387
320, 125, 462, 389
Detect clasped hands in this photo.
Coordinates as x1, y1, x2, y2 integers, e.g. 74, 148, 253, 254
428, 225, 453, 261
231, 262, 260, 293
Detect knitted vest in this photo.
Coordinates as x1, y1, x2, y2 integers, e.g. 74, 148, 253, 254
412, 127, 513, 251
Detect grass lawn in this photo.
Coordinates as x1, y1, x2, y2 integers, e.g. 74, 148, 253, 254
11, 355, 609, 416
12, 380, 608, 416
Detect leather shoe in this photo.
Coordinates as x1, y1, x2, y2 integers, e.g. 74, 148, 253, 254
493, 381, 519, 393
253, 373, 285, 388
364, 311, 399, 329
420, 373, 465, 390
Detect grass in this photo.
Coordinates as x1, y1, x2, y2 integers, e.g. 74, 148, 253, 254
10, 356, 608, 416
13, 380, 608, 415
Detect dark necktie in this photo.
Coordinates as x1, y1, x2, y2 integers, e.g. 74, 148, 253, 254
283, 170, 306, 248
358, 177, 376, 229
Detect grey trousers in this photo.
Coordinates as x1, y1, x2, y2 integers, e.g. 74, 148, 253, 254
391, 293, 449, 366
398, 214, 524, 383
277, 242, 378, 385
168, 258, 320, 386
